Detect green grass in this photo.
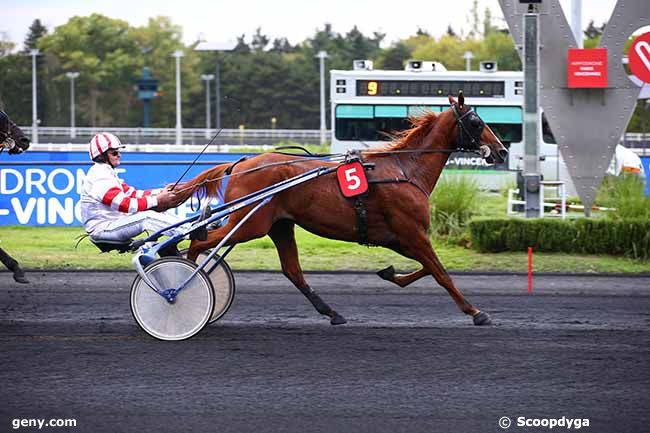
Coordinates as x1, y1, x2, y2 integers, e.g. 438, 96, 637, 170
3, 181, 648, 274
1, 225, 649, 274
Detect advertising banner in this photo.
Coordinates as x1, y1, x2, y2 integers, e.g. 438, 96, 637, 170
0, 151, 247, 226
567, 48, 608, 88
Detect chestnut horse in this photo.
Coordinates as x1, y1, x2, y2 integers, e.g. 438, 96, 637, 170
166, 94, 508, 326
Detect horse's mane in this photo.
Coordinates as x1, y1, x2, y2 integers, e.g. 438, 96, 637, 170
373, 110, 439, 152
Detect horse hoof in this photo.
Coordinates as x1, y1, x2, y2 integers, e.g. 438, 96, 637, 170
330, 314, 347, 325
377, 265, 395, 281
13, 274, 29, 284
473, 311, 492, 326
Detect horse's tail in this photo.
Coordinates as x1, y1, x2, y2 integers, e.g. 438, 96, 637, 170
169, 163, 231, 207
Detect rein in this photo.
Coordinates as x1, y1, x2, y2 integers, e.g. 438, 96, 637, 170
173, 102, 485, 198
362, 147, 480, 156
172, 154, 341, 195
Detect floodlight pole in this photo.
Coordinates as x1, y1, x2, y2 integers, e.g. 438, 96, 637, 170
30, 49, 40, 144
316, 50, 328, 145
173, 50, 184, 145
215, 59, 222, 130
201, 74, 215, 138
195, 39, 237, 131
463, 51, 474, 71
66, 72, 80, 138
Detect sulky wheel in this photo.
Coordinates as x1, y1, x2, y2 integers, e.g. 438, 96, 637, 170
130, 257, 214, 341
180, 248, 236, 324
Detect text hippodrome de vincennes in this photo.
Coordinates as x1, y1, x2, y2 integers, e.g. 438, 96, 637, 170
0, 167, 199, 225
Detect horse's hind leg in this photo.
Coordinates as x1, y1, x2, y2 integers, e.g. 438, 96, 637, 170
404, 234, 491, 326
377, 266, 429, 287
0, 248, 28, 284
268, 220, 346, 325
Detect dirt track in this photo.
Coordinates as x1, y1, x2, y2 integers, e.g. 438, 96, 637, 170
1, 271, 649, 433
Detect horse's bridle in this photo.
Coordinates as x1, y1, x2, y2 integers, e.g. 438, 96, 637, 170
451, 103, 486, 153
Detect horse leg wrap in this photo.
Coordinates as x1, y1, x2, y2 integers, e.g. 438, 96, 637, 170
0, 249, 19, 272
302, 287, 347, 325
304, 290, 332, 316
354, 197, 369, 246
377, 265, 396, 282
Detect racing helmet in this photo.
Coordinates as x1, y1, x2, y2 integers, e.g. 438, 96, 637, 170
88, 132, 125, 160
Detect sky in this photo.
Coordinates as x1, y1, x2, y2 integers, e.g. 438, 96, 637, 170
2, 0, 621, 50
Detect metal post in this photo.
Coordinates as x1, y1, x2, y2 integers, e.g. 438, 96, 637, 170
523, 12, 541, 218
66, 72, 80, 138
143, 100, 150, 128
463, 51, 474, 72
173, 50, 184, 145
571, 0, 583, 48
30, 49, 39, 144
201, 74, 214, 138
316, 51, 328, 145
195, 39, 236, 130
215, 58, 221, 130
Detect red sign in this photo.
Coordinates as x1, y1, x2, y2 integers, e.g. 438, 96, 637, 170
629, 32, 650, 84
567, 48, 608, 88
336, 162, 368, 198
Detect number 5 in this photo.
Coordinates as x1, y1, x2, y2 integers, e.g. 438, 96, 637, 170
345, 168, 361, 190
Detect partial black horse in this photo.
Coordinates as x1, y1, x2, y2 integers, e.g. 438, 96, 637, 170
1, 110, 31, 283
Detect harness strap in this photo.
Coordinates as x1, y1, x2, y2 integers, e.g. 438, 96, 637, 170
392, 154, 430, 198
367, 178, 429, 198
354, 196, 369, 246
226, 156, 249, 175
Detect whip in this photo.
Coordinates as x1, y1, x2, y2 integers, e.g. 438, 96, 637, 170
171, 128, 223, 190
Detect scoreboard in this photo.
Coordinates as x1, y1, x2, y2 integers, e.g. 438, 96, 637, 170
355, 80, 506, 98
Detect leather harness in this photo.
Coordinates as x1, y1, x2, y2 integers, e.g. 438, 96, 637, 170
351, 153, 429, 246
349, 102, 486, 246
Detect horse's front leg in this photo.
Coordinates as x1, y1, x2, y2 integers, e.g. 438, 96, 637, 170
400, 233, 492, 326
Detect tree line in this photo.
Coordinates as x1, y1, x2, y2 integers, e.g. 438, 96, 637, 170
0, 11, 646, 131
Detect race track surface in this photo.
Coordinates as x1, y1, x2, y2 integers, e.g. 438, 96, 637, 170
1, 271, 649, 433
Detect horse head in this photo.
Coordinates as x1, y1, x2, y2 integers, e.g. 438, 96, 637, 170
0, 111, 30, 155
445, 93, 508, 164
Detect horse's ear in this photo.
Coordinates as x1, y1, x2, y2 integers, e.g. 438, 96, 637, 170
458, 90, 465, 108
448, 95, 457, 105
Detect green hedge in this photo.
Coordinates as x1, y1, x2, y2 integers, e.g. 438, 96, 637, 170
469, 218, 650, 259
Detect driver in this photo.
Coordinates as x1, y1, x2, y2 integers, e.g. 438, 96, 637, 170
79, 132, 189, 255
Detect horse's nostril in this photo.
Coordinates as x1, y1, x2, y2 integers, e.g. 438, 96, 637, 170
498, 149, 509, 160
